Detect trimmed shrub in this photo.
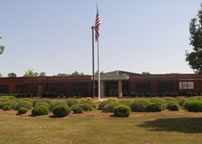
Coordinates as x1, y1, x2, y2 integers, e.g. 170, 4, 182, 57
150, 98, 166, 109
17, 107, 28, 115
80, 97, 93, 103
3, 105, 12, 111
119, 100, 133, 107
103, 102, 119, 113
176, 97, 187, 106
71, 105, 83, 114
184, 100, 202, 112
113, 104, 131, 117
49, 101, 66, 111
108, 97, 118, 102
98, 100, 113, 110
66, 98, 79, 107
130, 99, 150, 112
32, 105, 49, 116
52, 105, 71, 117
79, 103, 94, 111
167, 103, 180, 111
80, 101, 97, 109
0, 99, 17, 109
15, 100, 33, 110
146, 103, 163, 112
33, 99, 50, 107
35, 102, 49, 108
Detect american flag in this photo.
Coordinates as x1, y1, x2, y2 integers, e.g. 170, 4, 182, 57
94, 7, 101, 41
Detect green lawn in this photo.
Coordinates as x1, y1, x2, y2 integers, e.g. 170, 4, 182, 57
1, 110, 202, 144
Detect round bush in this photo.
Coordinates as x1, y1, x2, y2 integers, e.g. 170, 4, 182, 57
119, 100, 133, 107
15, 100, 33, 110
113, 104, 131, 117
102, 102, 119, 113
32, 105, 49, 116
49, 101, 66, 111
66, 98, 79, 107
184, 100, 202, 112
98, 100, 112, 110
79, 103, 94, 111
35, 102, 49, 108
80, 101, 97, 109
150, 98, 166, 109
33, 99, 50, 107
176, 97, 187, 106
131, 99, 150, 112
71, 105, 83, 114
167, 103, 180, 111
107, 97, 118, 102
17, 107, 28, 115
146, 103, 163, 112
3, 105, 12, 111
52, 105, 71, 117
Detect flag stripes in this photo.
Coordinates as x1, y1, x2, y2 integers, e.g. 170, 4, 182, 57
95, 8, 101, 41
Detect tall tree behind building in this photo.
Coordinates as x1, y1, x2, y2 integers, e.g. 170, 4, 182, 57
186, 3, 202, 74
0, 36, 4, 54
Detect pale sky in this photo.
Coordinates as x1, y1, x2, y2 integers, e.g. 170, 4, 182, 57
0, 0, 201, 77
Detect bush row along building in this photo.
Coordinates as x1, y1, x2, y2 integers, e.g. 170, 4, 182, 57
0, 70, 202, 97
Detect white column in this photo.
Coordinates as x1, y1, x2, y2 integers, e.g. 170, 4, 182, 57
118, 80, 123, 98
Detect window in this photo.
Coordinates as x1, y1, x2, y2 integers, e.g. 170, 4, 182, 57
52, 83, 65, 93
159, 82, 173, 92
72, 83, 89, 96
0, 85, 9, 93
179, 81, 194, 89
136, 82, 151, 92
16, 85, 27, 93
200, 83, 202, 91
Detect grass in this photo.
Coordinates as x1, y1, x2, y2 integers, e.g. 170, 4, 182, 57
1, 110, 202, 144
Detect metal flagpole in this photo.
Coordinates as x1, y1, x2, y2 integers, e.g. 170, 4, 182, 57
97, 39, 101, 101
91, 26, 95, 98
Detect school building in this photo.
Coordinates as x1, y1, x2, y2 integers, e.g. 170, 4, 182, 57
0, 70, 202, 97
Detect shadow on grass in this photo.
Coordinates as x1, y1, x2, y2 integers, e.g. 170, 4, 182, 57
138, 117, 202, 133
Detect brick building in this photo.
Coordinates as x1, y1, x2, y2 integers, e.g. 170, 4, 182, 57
0, 70, 202, 97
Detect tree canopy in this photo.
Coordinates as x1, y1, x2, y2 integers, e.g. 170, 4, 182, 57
24, 69, 38, 77
186, 3, 202, 74
0, 36, 4, 54
8, 73, 17, 78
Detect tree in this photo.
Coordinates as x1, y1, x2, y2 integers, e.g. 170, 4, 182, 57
186, 3, 202, 74
0, 36, 4, 54
71, 71, 80, 76
142, 72, 151, 75
39, 72, 46, 77
95, 70, 104, 75
8, 73, 17, 78
24, 69, 38, 77
57, 73, 69, 76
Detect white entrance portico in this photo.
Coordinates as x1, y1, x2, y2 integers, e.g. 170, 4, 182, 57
94, 71, 138, 97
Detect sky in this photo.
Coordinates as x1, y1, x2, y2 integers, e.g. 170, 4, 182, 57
0, 0, 201, 77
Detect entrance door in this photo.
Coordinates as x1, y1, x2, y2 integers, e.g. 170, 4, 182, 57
105, 81, 118, 96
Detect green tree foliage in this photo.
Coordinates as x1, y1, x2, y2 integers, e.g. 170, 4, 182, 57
71, 71, 80, 76
71, 71, 85, 76
24, 69, 38, 77
95, 70, 104, 75
57, 73, 69, 76
142, 72, 151, 75
0, 36, 4, 54
186, 3, 202, 74
8, 73, 17, 78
